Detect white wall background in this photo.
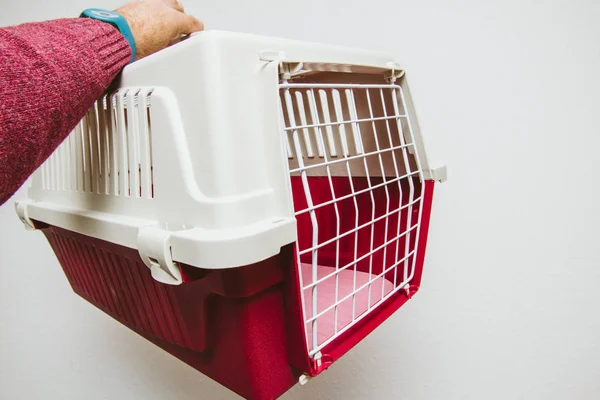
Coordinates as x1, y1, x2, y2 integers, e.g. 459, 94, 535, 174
2, 0, 600, 399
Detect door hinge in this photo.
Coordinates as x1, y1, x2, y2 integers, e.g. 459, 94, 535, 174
259, 50, 304, 80
384, 62, 405, 83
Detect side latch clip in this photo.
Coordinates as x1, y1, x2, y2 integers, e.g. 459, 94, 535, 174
15, 201, 36, 230
137, 227, 183, 285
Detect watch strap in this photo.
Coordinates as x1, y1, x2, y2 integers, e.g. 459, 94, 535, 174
80, 8, 136, 63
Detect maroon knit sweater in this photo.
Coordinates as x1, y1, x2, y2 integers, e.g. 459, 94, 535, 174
0, 18, 131, 205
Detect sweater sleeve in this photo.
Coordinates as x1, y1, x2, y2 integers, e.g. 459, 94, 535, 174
0, 18, 131, 205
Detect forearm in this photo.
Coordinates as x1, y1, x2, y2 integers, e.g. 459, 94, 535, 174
0, 18, 131, 205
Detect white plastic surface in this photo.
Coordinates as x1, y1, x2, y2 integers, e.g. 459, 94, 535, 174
16, 30, 435, 284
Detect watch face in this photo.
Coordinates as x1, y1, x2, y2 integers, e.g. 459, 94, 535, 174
90, 10, 118, 19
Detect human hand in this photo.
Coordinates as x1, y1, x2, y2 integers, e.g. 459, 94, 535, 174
115, 0, 203, 60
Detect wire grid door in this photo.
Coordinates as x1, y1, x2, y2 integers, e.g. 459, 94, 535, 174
279, 80, 425, 357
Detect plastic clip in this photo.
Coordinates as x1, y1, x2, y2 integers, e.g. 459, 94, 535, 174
137, 227, 183, 285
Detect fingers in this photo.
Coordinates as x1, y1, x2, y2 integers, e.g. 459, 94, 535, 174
162, 0, 201, 34
177, 13, 204, 35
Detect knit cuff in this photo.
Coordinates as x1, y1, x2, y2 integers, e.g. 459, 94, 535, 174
59, 18, 132, 81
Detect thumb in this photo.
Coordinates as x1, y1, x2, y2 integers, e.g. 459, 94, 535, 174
177, 13, 204, 35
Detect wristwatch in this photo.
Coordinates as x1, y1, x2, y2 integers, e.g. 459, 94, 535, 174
80, 8, 136, 63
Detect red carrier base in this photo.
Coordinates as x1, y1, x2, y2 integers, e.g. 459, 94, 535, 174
38, 180, 435, 400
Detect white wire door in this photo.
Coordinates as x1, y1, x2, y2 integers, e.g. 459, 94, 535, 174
279, 79, 426, 357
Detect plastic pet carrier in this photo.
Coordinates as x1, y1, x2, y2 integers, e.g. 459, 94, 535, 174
15, 31, 446, 400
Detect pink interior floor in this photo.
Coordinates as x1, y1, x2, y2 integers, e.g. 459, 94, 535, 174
301, 263, 395, 346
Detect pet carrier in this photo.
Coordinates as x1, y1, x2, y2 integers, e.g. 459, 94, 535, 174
15, 30, 446, 400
